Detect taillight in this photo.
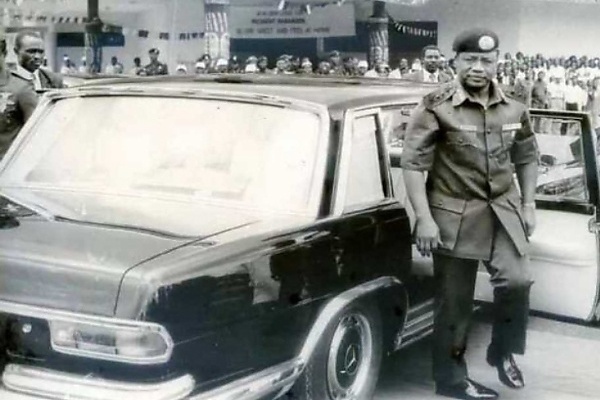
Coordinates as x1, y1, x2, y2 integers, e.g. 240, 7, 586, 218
48, 318, 173, 365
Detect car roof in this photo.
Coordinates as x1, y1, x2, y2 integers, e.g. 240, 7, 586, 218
63, 74, 437, 113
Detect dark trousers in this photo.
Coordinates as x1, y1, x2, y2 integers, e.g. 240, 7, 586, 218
432, 223, 533, 385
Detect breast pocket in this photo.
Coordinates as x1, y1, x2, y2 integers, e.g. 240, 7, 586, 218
446, 129, 481, 149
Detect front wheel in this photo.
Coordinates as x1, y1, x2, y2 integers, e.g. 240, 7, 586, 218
288, 301, 383, 400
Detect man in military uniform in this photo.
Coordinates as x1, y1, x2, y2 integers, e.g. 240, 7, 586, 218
402, 28, 538, 400
0, 31, 38, 160
12, 31, 64, 93
143, 48, 169, 76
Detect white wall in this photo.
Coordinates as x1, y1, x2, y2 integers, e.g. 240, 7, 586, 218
54, 11, 143, 72
357, 0, 600, 59
55, 1, 206, 73
518, 1, 600, 57
166, 0, 206, 69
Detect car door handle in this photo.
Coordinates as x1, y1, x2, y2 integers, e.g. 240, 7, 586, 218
588, 217, 600, 233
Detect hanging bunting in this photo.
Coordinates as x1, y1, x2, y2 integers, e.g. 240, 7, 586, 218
389, 16, 437, 38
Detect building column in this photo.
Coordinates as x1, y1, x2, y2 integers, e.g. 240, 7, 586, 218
45, 25, 56, 72
85, 0, 102, 73
367, 0, 389, 68
204, 0, 230, 61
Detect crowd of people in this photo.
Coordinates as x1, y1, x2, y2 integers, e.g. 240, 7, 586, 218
80, 47, 600, 126
8, 28, 600, 139
166, 47, 457, 81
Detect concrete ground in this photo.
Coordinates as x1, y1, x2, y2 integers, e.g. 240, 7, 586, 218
375, 311, 600, 400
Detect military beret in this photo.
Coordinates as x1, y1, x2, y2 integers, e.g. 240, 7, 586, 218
149, 48, 160, 55
452, 28, 499, 54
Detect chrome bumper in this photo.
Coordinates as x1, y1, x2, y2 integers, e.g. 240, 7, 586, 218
0, 364, 195, 400
0, 360, 303, 400
190, 359, 304, 400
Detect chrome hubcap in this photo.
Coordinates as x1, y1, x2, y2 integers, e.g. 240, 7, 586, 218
327, 312, 373, 399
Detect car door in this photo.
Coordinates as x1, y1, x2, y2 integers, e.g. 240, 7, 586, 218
475, 110, 600, 322
331, 108, 412, 287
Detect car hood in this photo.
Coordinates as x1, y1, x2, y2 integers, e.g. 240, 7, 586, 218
0, 192, 266, 316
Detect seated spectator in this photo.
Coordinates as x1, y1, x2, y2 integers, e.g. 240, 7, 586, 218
317, 61, 331, 75
275, 55, 293, 75
389, 57, 410, 79
215, 58, 228, 73
105, 56, 124, 74
175, 64, 188, 75
194, 61, 207, 75
78, 56, 87, 73
410, 58, 422, 73
356, 60, 368, 77
130, 57, 143, 75
228, 56, 241, 73
299, 58, 313, 74
257, 56, 269, 73
245, 56, 258, 73
342, 56, 357, 76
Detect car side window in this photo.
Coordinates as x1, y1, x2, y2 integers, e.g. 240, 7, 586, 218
533, 116, 589, 203
343, 114, 386, 211
381, 104, 418, 207
381, 103, 417, 149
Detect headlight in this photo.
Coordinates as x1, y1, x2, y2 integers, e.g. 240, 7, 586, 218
49, 318, 173, 365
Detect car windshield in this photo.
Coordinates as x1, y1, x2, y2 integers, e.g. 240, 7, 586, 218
0, 95, 323, 230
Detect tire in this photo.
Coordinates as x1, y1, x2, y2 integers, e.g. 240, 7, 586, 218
287, 301, 383, 400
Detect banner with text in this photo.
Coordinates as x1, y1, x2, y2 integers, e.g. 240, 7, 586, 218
230, 4, 355, 39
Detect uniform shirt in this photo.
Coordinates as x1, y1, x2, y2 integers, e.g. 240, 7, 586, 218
0, 69, 38, 159
530, 79, 549, 108
143, 61, 169, 76
402, 81, 538, 260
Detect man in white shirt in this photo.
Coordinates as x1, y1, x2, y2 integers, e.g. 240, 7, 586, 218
548, 59, 566, 82
105, 56, 124, 74
564, 78, 585, 111
59, 55, 76, 75
389, 57, 409, 79
548, 76, 566, 110
78, 56, 87, 74
356, 60, 369, 77
403, 45, 452, 83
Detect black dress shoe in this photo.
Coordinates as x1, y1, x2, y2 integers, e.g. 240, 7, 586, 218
436, 378, 499, 400
486, 349, 525, 389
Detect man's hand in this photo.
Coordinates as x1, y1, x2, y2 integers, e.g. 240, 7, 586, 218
522, 203, 536, 237
414, 216, 442, 257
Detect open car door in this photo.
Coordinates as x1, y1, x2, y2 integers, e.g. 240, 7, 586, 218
475, 110, 600, 322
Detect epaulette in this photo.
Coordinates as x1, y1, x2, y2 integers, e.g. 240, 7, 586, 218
423, 82, 457, 110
